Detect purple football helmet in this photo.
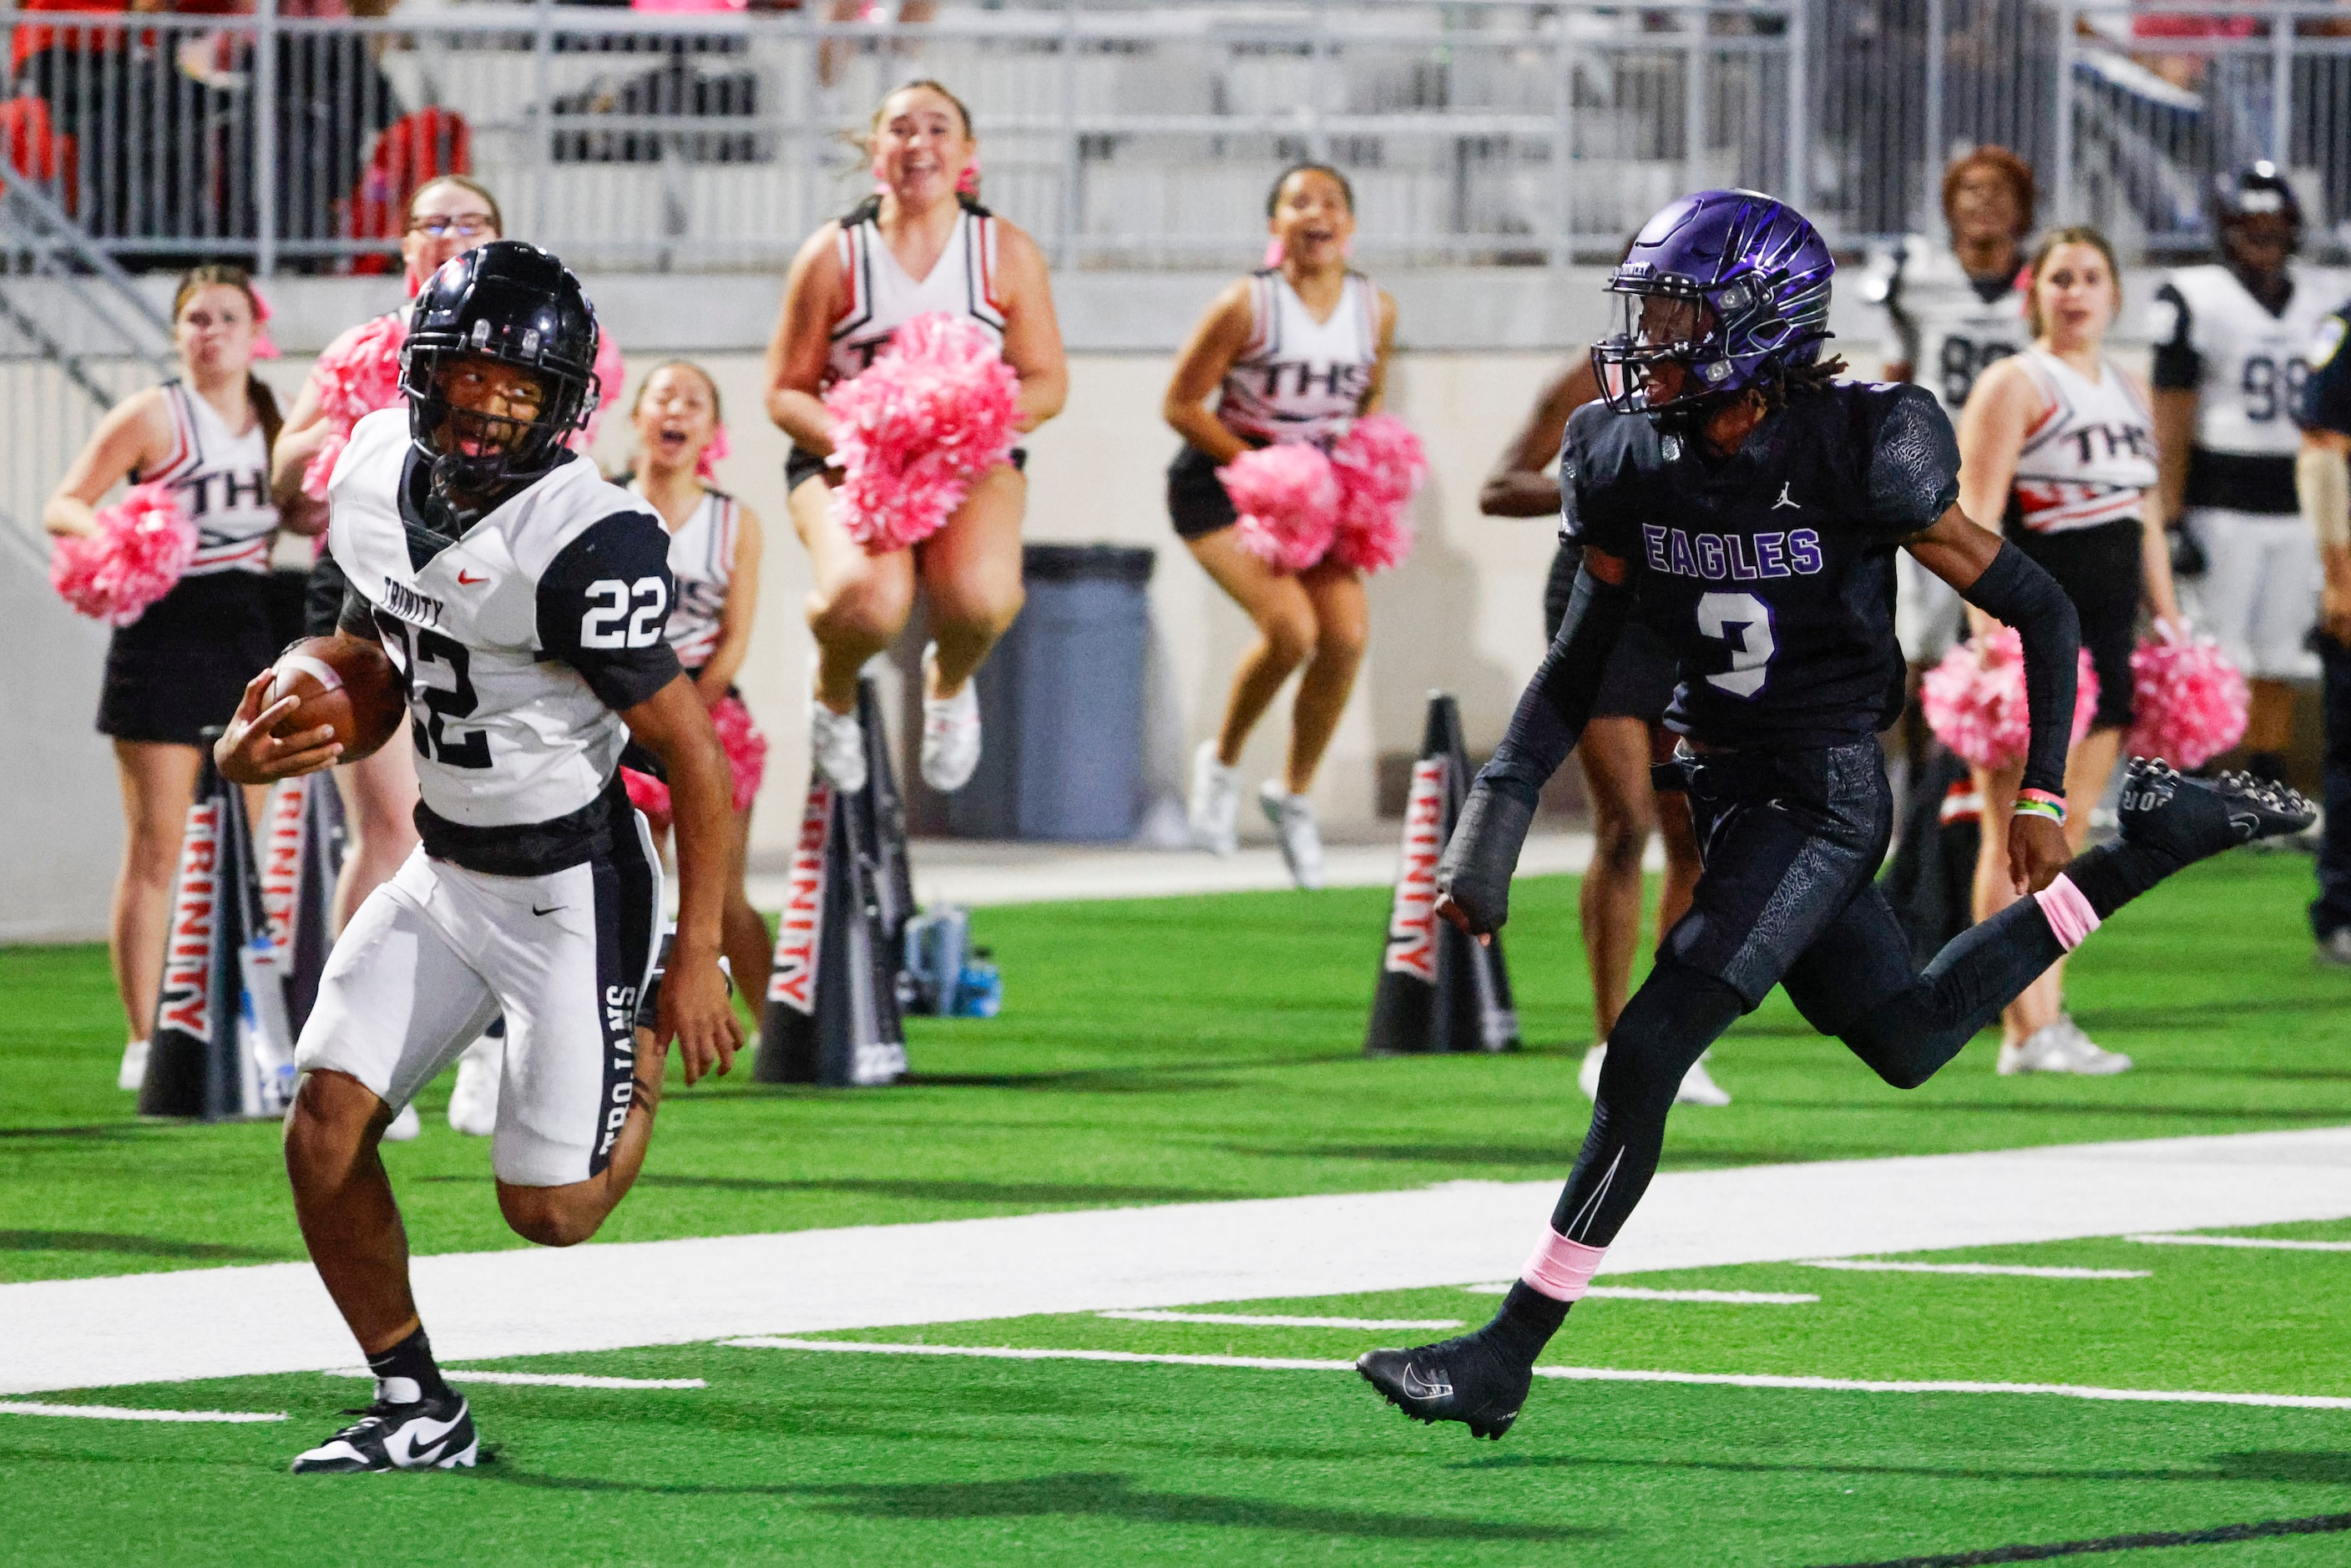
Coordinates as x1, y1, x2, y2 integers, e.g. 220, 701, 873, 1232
1592, 190, 1836, 417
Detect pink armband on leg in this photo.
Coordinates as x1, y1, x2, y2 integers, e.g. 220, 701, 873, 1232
1520, 1228, 1608, 1303
2033, 874, 2102, 952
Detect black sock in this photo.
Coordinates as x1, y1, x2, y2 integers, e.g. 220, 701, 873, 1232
2060, 840, 2177, 921
366, 1326, 450, 1404
1481, 1282, 1570, 1364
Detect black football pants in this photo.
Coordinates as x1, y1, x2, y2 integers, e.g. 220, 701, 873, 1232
1550, 741, 2068, 1247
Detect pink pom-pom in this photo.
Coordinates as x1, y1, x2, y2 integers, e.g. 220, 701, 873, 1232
695, 421, 731, 483
710, 693, 767, 814
301, 312, 407, 498
571, 332, 628, 453
824, 313, 1022, 554
2126, 629, 2248, 769
1221, 443, 1339, 573
1327, 414, 1425, 574
49, 483, 195, 626
622, 766, 672, 832
1921, 627, 2101, 772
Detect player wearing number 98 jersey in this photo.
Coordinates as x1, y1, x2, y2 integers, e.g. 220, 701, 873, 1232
213, 241, 744, 1477
1353, 191, 2316, 1444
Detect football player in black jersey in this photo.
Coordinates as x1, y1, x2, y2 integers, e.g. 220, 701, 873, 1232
1358, 190, 2314, 1441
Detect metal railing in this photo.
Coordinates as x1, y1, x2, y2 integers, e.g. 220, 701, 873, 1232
0, 0, 1807, 273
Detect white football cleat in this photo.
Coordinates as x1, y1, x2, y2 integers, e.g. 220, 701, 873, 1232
1259, 781, 1327, 890
117, 1039, 149, 1092
1997, 1017, 2132, 1076
291, 1386, 477, 1474
809, 694, 867, 795
1579, 1044, 1731, 1105
447, 1029, 502, 1137
383, 1103, 422, 1141
1188, 741, 1240, 856
919, 643, 983, 793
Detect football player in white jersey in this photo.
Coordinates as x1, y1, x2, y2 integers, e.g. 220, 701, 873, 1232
2151, 163, 2329, 783
1863, 146, 2037, 670
215, 243, 741, 1474
1161, 163, 1398, 886
765, 78, 1066, 798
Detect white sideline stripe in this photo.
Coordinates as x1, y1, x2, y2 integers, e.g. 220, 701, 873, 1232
2126, 1232, 2351, 1252
1096, 1312, 1465, 1330
0, 1401, 285, 1424
9, 1125, 2351, 1396
726, 1338, 2351, 1411
1462, 1283, 1820, 1304
1792, 1259, 2148, 1279
323, 1368, 706, 1391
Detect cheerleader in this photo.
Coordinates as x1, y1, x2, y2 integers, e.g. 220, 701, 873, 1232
45, 265, 285, 1090
626, 362, 771, 1019
1162, 163, 1396, 888
763, 78, 1066, 797
268, 175, 506, 938
1957, 225, 2184, 1075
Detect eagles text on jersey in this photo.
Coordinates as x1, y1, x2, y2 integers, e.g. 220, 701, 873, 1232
326, 407, 682, 873
1561, 382, 1961, 749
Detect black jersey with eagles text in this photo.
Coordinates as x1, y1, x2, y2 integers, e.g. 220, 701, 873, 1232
1560, 382, 1961, 750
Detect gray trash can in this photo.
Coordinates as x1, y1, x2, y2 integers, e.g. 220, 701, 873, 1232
946, 543, 1155, 842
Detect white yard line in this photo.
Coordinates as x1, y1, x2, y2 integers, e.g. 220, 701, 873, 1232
1792, 1260, 2148, 1279
0, 1401, 284, 1424
2126, 1233, 2351, 1252
323, 1368, 705, 1391
727, 1338, 2351, 1413
6, 1125, 2350, 1397
1460, 1283, 1820, 1304
1095, 1312, 1464, 1330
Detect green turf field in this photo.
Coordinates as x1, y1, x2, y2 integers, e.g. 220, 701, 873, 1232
3, 854, 2348, 1564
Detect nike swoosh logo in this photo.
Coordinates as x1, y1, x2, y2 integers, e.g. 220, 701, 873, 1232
1398, 1363, 1454, 1401
458, 571, 487, 585
532, 903, 564, 916
2229, 812, 2262, 842
382, 1410, 465, 1467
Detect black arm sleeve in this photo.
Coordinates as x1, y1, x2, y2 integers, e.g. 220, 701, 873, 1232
2149, 283, 2200, 392
1956, 541, 2081, 801
337, 584, 381, 641
536, 511, 685, 712
1433, 564, 1632, 933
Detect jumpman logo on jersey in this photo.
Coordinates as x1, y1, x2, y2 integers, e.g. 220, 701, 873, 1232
1772, 482, 1801, 511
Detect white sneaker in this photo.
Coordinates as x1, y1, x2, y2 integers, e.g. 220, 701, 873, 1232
2317, 928, 2351, 969
447, 1029, 502, 1136
117, 1039, 149, 1091
1188, 741, 1240, 856
1997, 1017, 2133, 1076
383, 1103, 421, 1141
919, 643, 983, 793
809, 693, 867, 794
1578, 1044, 1731, 1105
1259, 781, 1327, 890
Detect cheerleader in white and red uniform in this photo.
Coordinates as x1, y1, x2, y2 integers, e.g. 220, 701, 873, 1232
763, 78, 1066, 796
45, 266, 287, 1090
1162, 164, 1398, 887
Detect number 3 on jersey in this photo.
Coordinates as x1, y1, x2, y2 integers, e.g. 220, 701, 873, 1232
582, 577, 667, 649
1696, 591, 1776, 698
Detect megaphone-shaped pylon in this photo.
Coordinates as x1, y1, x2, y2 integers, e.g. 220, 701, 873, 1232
1365, 691, 1519, 1056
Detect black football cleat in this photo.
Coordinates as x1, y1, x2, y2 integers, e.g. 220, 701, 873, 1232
291, 1388, 478, 1474
2117, 759, 2316, 865
1357, 1333, 1534, 1440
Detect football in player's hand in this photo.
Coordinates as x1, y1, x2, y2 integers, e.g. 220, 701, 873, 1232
266, 635, 406, 761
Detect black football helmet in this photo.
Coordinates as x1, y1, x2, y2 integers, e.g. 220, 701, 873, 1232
400, 240, 600, 498
2214, 161, 2303, 240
